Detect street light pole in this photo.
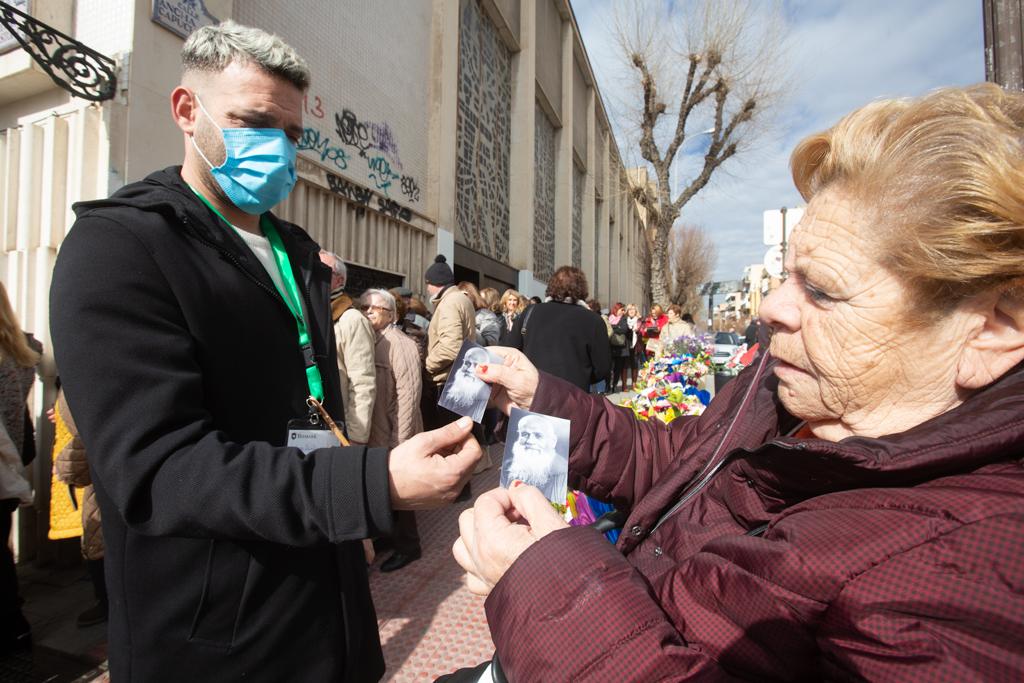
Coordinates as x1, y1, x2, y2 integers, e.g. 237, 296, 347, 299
780, 206, 788, 278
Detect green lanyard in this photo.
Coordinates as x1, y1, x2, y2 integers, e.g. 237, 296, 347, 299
189, 187, 325, 401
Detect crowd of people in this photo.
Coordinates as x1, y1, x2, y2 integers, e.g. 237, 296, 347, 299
1, 19, 1022, 683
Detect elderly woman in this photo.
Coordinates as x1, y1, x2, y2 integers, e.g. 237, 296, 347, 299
454, 85, 1024, 681
361, 288, 425, 572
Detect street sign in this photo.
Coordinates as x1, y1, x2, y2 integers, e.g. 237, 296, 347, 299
717, 280, 742, 294
763, 210, 783, 246
764, 245, 784, 277
763, 207, 806, 246
787, 207, 805, 235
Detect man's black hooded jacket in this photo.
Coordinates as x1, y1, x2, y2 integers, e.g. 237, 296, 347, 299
50, 167, 391, 681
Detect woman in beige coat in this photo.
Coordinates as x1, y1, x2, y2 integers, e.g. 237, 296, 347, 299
361, 289, 424, 572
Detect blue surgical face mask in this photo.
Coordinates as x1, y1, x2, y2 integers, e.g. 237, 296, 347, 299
190, 95, 297, 215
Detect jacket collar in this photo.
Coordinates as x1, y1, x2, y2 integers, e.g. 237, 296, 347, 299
430, 284, 460, 304
741, 355, 1024, 499
330, 292, 355, 322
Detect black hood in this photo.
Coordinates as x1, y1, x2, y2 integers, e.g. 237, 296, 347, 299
73, 166, 198, 220
72, 166, 296, 256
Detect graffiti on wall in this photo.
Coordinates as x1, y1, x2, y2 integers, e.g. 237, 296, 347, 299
572, 167, 584, 269
454, 0, 512, 262
298, 128, 349, 171
533, 104, 556, 283
297, 93, 422, 208
335, 109, 402, 168
326, 171, 413, 222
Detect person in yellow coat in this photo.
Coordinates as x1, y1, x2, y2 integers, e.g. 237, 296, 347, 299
49, 390, 107, 627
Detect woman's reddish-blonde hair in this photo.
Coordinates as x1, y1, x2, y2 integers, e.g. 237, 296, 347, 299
790, 83, 1024, 313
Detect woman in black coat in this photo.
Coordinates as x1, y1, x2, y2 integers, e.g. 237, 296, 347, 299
506, 267, 611, 392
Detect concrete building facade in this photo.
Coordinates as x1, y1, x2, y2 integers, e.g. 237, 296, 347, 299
1, 0, 646, 557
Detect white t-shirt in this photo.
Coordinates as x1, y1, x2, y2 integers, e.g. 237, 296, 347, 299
236, 227, 288, 297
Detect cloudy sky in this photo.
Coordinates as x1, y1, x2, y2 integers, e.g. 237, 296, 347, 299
573, 0, 986, 281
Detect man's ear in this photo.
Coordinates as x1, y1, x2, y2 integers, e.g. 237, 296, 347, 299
956, 289, 1024, 390
170, 86, 198, 135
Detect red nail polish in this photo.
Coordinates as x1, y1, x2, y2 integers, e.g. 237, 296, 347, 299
511, 480, 523, 488
480, 364, 488, 374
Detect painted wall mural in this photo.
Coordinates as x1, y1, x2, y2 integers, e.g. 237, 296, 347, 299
455, 0, 512, 261
572, 166, 584, 269
533, 104, 556, 283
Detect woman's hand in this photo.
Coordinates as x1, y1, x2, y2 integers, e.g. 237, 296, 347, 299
452, 483, 569, 596
476, 346, 539, 415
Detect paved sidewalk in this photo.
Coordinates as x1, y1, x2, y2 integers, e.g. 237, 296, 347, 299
371, 460, 501, 681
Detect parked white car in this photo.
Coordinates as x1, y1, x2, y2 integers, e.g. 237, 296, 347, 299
712, 332, 741, 365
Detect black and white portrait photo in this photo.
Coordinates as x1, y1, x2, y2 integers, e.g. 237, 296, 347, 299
438, 340, 503, 423
500, 408, 570, 505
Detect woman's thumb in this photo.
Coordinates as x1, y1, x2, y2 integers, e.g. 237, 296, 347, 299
508, 482, 566, 536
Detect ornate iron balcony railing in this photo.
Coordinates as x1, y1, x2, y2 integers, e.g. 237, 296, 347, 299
0, 0, 117, 101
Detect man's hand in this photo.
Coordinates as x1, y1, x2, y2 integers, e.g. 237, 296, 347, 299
476, 347, 540, 415
452, 483, 569, 596
388, 417, 482, 510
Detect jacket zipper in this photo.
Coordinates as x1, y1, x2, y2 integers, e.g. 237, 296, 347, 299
648, 352, 771, 536
745, 523, 769, 537
182, 215, 290, 310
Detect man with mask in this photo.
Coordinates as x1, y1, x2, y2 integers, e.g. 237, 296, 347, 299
49, 21, 479, 682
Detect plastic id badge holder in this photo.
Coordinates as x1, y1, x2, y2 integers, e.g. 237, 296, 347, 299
286, 413, 341, 454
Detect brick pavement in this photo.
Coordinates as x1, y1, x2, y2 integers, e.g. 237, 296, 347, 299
371, 463, 500, 682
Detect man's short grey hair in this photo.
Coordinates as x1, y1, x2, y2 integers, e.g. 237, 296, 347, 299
182, 20, 310, 90
362, 289, 396, 312
319, 250, 347, 279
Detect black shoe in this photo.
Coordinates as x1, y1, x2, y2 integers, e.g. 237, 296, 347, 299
0, 617, 31, 654
76, 601, 108, 628
379, 550, 421, 573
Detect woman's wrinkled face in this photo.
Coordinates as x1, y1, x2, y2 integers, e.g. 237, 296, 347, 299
759, 191, 969, 440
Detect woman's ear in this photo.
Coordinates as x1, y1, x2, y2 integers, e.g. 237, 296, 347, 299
956, 290, 1024, 390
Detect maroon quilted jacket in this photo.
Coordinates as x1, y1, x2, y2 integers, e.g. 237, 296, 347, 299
486, 352, 1024, 681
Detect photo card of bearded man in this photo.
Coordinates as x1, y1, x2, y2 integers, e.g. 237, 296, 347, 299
500, 408, 570, 506
438, 340, 504, 423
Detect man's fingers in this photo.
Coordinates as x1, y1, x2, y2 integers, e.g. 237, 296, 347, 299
509, 483, 569, 537
415, 416, 474, 454
443, 433, 483, 474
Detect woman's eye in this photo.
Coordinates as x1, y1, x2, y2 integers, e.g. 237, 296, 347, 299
805, 284, 835, 304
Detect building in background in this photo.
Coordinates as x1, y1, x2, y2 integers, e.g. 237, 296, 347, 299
0, 0, 647, 557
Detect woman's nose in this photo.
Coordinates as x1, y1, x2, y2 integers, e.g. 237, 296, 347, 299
759, 277, 801, 334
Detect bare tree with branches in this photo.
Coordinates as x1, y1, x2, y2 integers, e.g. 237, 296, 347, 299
615, 0, 787, 306
668, 223, 716, 323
